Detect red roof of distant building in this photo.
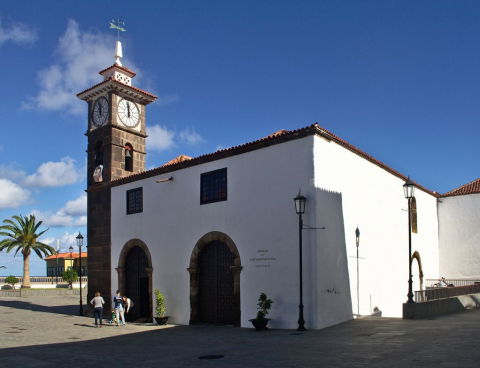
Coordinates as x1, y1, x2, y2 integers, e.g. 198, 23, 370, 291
45, 252, 87, 260
441, 177, 480, 198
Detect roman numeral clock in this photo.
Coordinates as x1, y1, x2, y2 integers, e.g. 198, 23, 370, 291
76, 37, 157, 313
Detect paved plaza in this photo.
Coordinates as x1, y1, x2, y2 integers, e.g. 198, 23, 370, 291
1, 295, 480, 367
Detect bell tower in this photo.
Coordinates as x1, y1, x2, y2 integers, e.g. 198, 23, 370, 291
77, 39, 157, 311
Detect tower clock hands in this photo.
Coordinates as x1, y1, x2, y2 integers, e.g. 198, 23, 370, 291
126, 102, 131, 118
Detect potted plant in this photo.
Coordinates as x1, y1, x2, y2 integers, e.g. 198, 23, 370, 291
249, 293, 273, 331
154, 287, 169, 325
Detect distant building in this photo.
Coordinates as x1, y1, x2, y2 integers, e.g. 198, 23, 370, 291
45, 252, 88, 278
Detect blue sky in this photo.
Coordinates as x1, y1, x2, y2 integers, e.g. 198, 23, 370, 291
1, 1, 479, 276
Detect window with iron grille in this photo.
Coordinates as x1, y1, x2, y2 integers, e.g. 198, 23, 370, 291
127, 187, 143, 214
201, 168, 227, 204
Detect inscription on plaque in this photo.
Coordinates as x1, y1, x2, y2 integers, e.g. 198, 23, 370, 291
250, 249, 276, 268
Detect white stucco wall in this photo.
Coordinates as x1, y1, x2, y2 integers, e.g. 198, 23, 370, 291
111, 137, 321, 329
110, 131, 442, 329
313, 135, 439, 319
438, 193, 480, 278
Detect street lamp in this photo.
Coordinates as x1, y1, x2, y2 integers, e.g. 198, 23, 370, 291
403, 177, 415, 304
294, 190, 307, 331
56, 240, 59, 286
76, 232, 84, 316
355, 227, 360, 317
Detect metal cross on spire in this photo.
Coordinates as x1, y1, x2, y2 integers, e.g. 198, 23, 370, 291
109, 18, 126, 40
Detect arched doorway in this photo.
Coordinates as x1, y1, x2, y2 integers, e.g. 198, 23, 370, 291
117, 239, 153, 322
198, 241, 235, 324
188, 232, 242, 326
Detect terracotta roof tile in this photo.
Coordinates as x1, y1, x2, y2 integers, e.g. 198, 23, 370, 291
161, 155, 193, 167
76, 77, 157, 101
441, 177, 480, 197
99, 63, 136, 77
108, 123, 437, 197
44, 252, 87, 260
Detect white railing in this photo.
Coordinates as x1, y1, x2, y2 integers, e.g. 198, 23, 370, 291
0, 276, 88, 284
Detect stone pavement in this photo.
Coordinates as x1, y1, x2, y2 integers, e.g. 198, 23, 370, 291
1, 295, 480, 367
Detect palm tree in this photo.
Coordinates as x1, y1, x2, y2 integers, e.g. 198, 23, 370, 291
0, 215, 55, 288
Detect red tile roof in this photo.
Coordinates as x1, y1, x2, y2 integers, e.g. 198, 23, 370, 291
45, 252, 87, 260
161, 155, 193, 167
99, 63, 136, 77
76, 77, 157, 101
108, 123, 437, 198
441, 177, 480, 198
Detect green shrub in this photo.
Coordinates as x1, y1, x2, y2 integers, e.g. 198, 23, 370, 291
256, 293, 273, 320
62, 269, 78, 289
154, 288, 165, 317
5, 275, 19, 289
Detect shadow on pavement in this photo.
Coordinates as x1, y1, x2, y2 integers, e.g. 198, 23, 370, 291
0, 299, 83, 316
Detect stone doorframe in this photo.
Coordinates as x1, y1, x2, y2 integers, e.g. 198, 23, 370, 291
411, 251, 424, 291
116, 238, 154, 322
188, 231, 242, 326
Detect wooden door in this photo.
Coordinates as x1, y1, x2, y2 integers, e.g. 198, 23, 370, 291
125, 246, 149, 321
198, 241, 235, 325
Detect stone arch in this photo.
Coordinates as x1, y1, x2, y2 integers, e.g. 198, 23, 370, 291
188, 231, 242, 326
116, 239, 153, 322
411, 251, 424, 291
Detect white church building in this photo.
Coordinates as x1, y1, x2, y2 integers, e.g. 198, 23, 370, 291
79, 40, 480, 330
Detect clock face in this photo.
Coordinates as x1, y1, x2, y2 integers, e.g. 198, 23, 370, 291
118, 99, 140, 127
92, 96, 109, 127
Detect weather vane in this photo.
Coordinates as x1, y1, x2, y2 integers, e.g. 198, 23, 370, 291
109, 18, 126, 40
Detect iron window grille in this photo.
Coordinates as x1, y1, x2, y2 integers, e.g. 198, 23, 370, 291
201, 168, 227, 204
127, 187, 143, 214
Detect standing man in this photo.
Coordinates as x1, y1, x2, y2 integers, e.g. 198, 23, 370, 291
113, 290, 125, 326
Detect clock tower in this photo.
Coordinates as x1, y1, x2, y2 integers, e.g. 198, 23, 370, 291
77, 40, 157, 311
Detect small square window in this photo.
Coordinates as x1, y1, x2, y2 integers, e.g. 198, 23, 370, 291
201, 168, 227, 204
127, 187, 143, 214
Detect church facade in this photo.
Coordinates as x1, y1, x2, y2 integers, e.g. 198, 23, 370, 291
79, 41, 479, 329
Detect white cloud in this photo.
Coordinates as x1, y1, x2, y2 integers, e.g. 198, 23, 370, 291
23, 157, 84, 188
0, 18, 38, 46
41, 232, 80, 251
62, 193, 86, 216
147, 125, 176, 152
75, 216, 87, 227
0, 179, 31, 210
24, 19, 140, 115
0, 163, 26, 182
29, 193, 87, 228
30, 209, 73, 228
179, 127, 206, 146
58, 232, 80, 250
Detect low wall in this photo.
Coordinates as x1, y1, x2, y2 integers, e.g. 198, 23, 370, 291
1, 281, 86, 290
403, 293, 480, 319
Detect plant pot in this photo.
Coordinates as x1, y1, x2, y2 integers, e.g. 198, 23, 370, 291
155, 316, 169, 325
249, 318, 270, 331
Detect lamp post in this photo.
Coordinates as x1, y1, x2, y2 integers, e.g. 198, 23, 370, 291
56, 240, 59, 285
77, 232, 84, 316
403, 177, 415, 304
294, 190, 307, 331
355, 227, 360, 317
